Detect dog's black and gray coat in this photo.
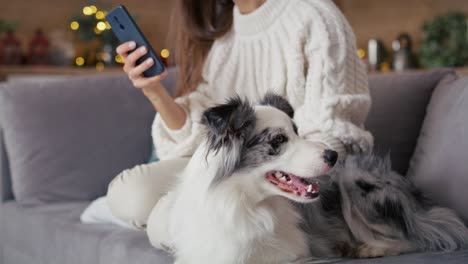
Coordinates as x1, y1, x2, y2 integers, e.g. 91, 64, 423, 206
201, 93, 468, 259
300, 155, 468, 258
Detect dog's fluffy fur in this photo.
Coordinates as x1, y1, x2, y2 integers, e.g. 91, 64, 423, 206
166, 94, 468, 264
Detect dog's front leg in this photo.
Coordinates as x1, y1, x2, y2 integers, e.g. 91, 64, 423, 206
356, 240, 414, 258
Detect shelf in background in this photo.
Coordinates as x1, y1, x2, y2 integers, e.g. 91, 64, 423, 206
0, 65, 123, 82
1, 65, 467, 83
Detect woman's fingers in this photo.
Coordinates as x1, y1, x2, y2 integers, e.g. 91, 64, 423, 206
132, 71, 168, 88
115, 41, 167, 89
123, 46, 148, 73
129, 57, 154, 80
116, 41, 136, 58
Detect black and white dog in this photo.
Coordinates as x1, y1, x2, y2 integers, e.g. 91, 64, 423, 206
165, 94, 468, 264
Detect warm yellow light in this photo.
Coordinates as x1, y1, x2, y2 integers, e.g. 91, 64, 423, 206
115, 54, 124, 64
105, 21, 111, 29
89, 5, 98, 14
380, 62, 391, 72
95, 11, 105, 20
75, 57, 85, 66
96, 21, 107, 31
357, 49, 366, 59
160, 49, 170, 58
94, 28, 102, 34
70, 21, 80, 30
83, 6, 93, 16
96, 62, 105, 71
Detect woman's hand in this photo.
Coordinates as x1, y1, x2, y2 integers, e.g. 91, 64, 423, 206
116, 41, 187, 130
116, 41, 167, 93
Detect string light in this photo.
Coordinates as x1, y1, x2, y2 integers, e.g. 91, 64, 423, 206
89, 5, 98, 14
160, 49, 170, 58
105, 21, 112, 29
96, 21, 107, 31
96, 62, 105, 71
95, 11, 105, 20
115, 54, 124, 64
94, 27, 103, 34
357, 49, 366, 59
83, 6, 93, 16
70, 21, 80, 30
75, 57, 85, 66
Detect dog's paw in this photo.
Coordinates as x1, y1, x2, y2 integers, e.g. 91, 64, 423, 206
356, 244, 388, 258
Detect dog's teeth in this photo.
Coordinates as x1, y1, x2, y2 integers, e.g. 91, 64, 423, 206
307, 184, 312, 193
274, 172, 282, 178
280, 176, 287, 182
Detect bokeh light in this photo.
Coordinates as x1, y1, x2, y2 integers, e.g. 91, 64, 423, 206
95, 11, 105, 20
75, 57, 85, 66
83, 6, 93, 16
160, 49, 170, 58
70, 21, 80, 30
96, 21, 107, 31
115, 54, 125, 64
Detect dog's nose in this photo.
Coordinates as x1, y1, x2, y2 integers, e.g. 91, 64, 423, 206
323, 149, 338, 167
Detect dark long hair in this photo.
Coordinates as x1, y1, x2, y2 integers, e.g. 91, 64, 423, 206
170, 0, 234, 96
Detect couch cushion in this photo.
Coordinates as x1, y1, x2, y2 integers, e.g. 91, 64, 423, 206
0, 74, 155, 204
0, 202, 173, 264
2, 202, 467, 264
365, 69, 456, 175
408, 75, 468, 224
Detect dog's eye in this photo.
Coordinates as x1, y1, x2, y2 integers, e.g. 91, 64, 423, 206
270, 134, 288, 149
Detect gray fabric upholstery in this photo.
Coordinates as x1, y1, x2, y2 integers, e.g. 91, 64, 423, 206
0, 125, 13, 202
1, 202, 173, 264
408, 75, 468, 224
365, 69, 456, 175
0, 74, 156, 204
2, 201, 467, 264
337, 250, 468, 263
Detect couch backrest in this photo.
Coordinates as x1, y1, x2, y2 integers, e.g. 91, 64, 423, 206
0, 69, 178, 204
0, 68, 454, 203
365, 69, 455, 175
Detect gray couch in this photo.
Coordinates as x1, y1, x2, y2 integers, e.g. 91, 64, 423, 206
0, 69, 467, 264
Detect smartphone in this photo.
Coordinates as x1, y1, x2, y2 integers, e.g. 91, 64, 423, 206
106, 5, 165, 77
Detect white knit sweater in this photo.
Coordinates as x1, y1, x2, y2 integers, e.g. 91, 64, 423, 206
152, 0, 373, 160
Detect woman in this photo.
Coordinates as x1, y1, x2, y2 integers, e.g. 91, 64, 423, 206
106, 0, 373, 249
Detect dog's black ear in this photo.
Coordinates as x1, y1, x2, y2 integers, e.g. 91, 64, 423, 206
201, 96, 256, 183
202, 96, 256, 150
259, 93, 294, 118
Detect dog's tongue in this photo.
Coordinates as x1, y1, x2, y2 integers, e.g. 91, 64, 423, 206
267, 171, 319, 198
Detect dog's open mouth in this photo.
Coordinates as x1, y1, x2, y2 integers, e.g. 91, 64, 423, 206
266, 171, 319, 199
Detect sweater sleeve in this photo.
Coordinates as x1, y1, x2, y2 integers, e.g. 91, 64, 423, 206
293, 7, 373, 158
151, 81, 214, 160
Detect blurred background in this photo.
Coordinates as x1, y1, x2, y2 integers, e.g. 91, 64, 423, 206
0, 0, 467, 81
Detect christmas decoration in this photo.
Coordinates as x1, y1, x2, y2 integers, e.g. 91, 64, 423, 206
367, 39, 390, 72
419, 12, 468, 68
69, 1, 171, 70
392, 33, 418, 72
0, 30, 22, 65
27, 29, 50, 65
69, 1, 119, 69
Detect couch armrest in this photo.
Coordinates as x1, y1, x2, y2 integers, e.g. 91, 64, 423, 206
0, 99, 14, 202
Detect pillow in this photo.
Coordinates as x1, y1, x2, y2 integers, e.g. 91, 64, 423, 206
0, 74, 155, 204
408, 74, 468, 224
80, 196, 134, 229
365, 69, 455, 175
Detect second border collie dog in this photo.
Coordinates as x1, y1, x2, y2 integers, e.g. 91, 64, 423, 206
164, 94, 468, 264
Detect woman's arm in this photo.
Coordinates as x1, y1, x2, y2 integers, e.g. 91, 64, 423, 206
294, 7, 373, 157
117, 41, 215, 159
142, 85, 186, 130
116, 41, 186, 130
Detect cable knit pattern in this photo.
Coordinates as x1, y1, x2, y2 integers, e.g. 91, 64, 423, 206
153, 0, 373, 160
